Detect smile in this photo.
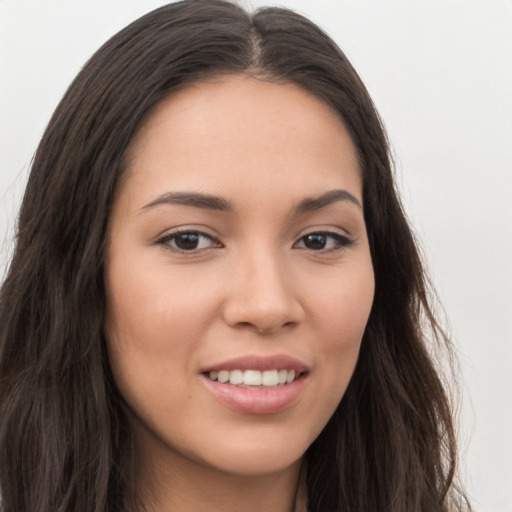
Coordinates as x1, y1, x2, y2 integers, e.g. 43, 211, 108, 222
200, 355, 309, 414
206, 369, 301, 387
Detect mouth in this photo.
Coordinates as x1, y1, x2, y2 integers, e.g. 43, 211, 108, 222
203, 368, 305, 388
200, 355, 309, 414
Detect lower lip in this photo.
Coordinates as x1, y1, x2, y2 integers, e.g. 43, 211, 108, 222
200, 374, 307, 414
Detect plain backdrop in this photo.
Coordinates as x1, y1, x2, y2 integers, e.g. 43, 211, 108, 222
0, 1, 511, 510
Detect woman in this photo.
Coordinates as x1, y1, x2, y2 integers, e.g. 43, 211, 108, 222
0, 1, 471, 511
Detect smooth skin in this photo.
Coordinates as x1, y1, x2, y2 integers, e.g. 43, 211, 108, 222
105, 75, 375, 512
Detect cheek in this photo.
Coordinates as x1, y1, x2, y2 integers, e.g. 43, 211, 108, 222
103, 263, 206, 416
307, 258, 374, 397
312, 257, 374, 343
104, 256, 218, 358
104, 268, 209, 430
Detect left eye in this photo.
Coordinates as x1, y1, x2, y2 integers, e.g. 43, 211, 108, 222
157, 231, 219, 252
295, 232, 353, 251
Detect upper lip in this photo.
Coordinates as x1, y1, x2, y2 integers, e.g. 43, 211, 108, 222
201, 354, 309, 373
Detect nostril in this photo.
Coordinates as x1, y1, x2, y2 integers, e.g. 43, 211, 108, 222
222, 288, 306, 333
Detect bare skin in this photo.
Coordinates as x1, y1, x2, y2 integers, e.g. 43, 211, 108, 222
105, 74, 374, 512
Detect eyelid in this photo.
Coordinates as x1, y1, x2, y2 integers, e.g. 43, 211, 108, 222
154, 227, 222, 254
152, 225, 354, 255
293, 229, 355, 252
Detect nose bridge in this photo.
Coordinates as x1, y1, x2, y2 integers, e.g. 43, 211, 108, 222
223, 243, 303, 333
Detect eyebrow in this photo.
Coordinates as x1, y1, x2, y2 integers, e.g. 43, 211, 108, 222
140, 192, 233, 213
139, 189, 362, 214
293, 189, 362, 214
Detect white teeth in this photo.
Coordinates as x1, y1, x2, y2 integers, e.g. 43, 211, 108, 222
229, 370, 243, 385
243, 370, 262, 386
262, 370, 278, 386
207, 368, 301, 387
218, 370, 230, 383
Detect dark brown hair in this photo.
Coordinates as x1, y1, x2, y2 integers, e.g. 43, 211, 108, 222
0, 1, 471, 511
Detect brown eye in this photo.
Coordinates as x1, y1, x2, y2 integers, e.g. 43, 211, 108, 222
303, 233, 328, 250
296, 231, 354, 252
174, 232, 201, 250
156, 230, 221, 253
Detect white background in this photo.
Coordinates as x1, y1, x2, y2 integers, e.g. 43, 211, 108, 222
0, 1, 511, 510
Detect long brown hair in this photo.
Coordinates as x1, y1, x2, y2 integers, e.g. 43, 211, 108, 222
0, 1, 470, 511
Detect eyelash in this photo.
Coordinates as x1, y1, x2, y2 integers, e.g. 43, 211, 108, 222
155, 229, 221, 253
294, 231, 354, 252
155, 229, 354, 254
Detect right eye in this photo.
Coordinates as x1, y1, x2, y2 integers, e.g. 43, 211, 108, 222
156, 230, 221, 253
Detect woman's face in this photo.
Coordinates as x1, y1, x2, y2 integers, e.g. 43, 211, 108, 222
105, 75, 374, 478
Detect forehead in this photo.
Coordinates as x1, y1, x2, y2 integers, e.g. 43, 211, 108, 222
119, 74, 361, 210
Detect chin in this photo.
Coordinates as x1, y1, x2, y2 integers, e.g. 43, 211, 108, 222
205, 441, 305, 476
138, 415, 311, 478
193, 418, 316, 476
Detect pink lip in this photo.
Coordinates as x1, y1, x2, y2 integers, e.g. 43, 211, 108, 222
201, 354, 308, 373
200, 354, 309, 414
200, 373, 307, 414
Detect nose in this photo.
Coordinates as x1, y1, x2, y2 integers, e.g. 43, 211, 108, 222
222, 249, 305, 334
